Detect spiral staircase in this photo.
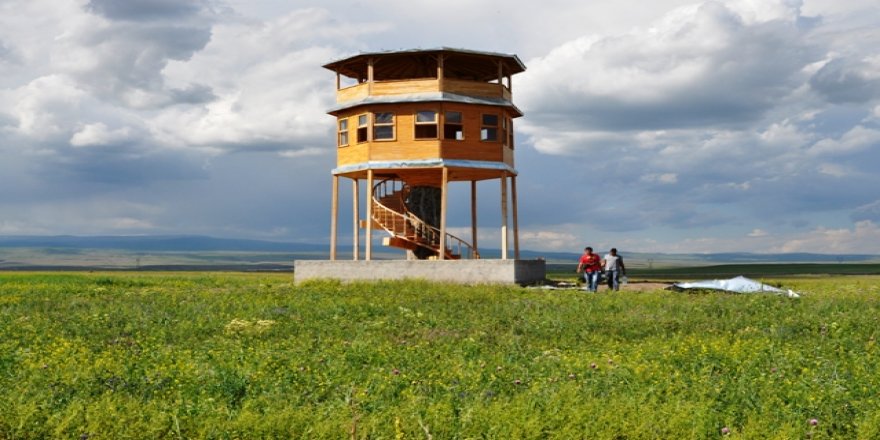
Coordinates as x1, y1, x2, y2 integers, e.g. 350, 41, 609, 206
371, 179, 478, 260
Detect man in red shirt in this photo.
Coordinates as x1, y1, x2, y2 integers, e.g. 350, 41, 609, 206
576, 246, 602, 292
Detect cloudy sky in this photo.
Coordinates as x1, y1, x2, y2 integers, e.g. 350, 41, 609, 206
1, 0, 879, 254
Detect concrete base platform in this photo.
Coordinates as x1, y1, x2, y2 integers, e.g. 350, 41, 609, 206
294, 259, 546, 285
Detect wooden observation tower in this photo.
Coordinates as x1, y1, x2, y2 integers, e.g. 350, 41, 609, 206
323, 48, 526, 261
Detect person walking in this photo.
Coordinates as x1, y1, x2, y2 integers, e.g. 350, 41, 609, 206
576, 247, 602, 292
602, 248, 626, 291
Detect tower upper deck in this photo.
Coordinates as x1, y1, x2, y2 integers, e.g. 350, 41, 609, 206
323, 48, 525, 115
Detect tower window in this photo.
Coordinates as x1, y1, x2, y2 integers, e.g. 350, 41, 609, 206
357, 114, 369, 143
338, 119, 349, 147
507, 117, 514, 148
444, 111, 464, 140
481, 114, 498, 141
373, 112, 395, 140
414, 110, 438, 139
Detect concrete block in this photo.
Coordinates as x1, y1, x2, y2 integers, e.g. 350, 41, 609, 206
294, 259, 546, 285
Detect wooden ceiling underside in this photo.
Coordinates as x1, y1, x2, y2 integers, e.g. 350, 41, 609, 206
326, 49, 525, 82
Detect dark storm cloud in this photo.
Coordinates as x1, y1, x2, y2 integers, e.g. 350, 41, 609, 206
87, 0, 204, 21
67, 24, 213, 103
140, 150, 336, 240
0, 40, 21, 64
0, 112, 15, 129
852, 200, 880, 222
31, 140, 208, 187
169, 84, 216, 105
810, 58, 880, 104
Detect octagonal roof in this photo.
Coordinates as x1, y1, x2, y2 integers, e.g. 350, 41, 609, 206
323, 47, 526, 82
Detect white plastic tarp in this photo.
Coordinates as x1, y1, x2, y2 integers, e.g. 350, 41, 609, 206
674, 276, 800, 298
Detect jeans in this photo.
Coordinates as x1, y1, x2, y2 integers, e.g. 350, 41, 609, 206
606, 270, 619, 291
584, 271, 600, 291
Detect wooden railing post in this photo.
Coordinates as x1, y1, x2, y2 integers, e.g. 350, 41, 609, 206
352, 178, 359, 260
330, 175, 339, 260
439, 167, 448, 260
366, 169, 374, 261
511, 175, 520, 260
500, 172, 509, 260
471, 180, 478, 258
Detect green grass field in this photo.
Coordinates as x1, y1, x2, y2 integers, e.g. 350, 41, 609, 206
1, 272, 879, 438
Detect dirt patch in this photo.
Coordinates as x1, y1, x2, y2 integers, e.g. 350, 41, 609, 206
613, 282, 670, 292
536, 280, 671, 292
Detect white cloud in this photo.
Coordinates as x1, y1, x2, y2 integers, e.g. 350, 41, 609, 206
777, 220, 880, 253
817, 162, 850, 177
153, 8, 384, 153
0, 198, 164, 235
0, 220, 50, 235
70, 122, 133, 147
808, 125, 880, 156
519, 0, 815, 135
748, 228, 769, 237
519, 230, 579, 251
104, 217, 154, 230
9, 75, 85, 140
641, 173, 678, 184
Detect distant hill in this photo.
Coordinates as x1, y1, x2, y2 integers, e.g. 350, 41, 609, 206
0, 235, 329, 253
1, 235, 877, 267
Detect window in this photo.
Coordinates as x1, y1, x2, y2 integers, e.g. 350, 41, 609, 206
444, 111, 463, 140
414, 110, 438, 139
373, 112, 395, 140
338, 119, 349, 147
481, 114, 498, 141
357, 114, 369, 143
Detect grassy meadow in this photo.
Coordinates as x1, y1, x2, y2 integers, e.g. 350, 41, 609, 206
1, 272, 879, 438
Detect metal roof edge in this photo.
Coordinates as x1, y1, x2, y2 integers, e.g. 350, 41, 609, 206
333, 159, 518, 175
327, 92, 523, 116
323, 47, 526, 72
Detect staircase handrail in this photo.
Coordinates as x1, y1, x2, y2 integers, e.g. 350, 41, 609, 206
372, 178, 479, 259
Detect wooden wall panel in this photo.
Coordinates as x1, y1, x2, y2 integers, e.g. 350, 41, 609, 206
502, 146, 515, 167
336, 84, 369, 103
336, 79, 515, 103
333, 103, 517, 167
370, 142, 441, 161
441, 143, 503, 162
442, 79, 505, 99
371, 79, 439, 96
338, 144, 369, 165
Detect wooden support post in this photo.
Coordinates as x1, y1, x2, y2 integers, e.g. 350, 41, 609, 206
365, 169, 374, 261
330, 175, 339, 261
500, 173, 509, 260
470, 180, 478, 258
511, 175, 520, 260
439, 167, 449, 260
367, 57, 374, 94
352, 178, 359, 260
437, 54, 444, 81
